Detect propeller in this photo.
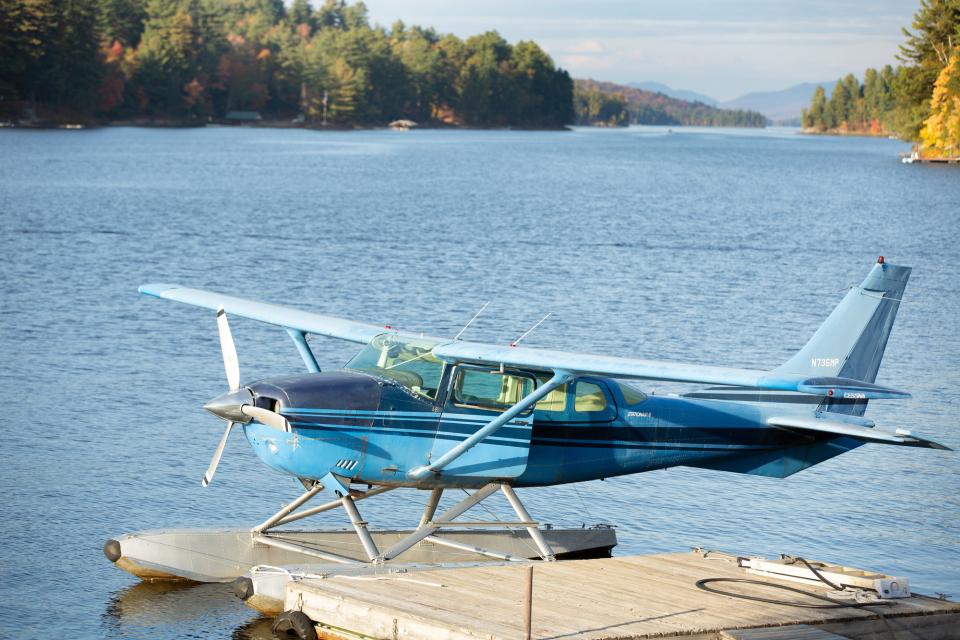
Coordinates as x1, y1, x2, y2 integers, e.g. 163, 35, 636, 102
218, 306, 240, 391
202, 306, 290, 487
203, 306, 240, 487
202, 420, 235, 487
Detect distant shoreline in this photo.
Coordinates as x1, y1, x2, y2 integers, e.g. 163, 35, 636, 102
1, 118, 574, 132
1, 119, 788, 132
800, 126, 900, 140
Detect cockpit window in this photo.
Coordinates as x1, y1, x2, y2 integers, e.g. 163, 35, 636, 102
345, 334, 444, 400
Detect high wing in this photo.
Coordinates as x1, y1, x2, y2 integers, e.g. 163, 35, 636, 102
139, 283, 429, 344
139, 284, 910, 399
768, 415, 949, 450
432, 341, 910, 399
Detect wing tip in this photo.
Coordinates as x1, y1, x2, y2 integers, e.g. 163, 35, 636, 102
138, 283, 181, 298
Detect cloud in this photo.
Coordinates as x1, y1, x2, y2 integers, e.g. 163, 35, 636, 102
569, 40, 606, 55
362, 0, 917, 99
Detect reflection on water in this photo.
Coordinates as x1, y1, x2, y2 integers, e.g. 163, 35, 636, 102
103, 581, 253, 636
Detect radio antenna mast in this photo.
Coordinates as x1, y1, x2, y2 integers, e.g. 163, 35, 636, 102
453, 301, 490, 341
510, 313, 551, 347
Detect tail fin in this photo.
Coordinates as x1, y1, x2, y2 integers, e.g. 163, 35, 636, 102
774, 257, 910, 415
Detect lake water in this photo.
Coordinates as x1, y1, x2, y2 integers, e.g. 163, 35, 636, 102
1, 125, 958, 638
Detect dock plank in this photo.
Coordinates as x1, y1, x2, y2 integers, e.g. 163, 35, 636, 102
720, 625, 850, 639
285, 552, 960, 640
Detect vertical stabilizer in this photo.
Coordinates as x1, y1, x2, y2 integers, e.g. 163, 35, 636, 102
774, 258, 910, 415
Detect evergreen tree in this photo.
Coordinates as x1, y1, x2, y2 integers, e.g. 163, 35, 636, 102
98, 0, 147, 47
829, 79, 848, 127
808, 85, 828, 130
864, 67, 883, 121
289, 0, 314, 32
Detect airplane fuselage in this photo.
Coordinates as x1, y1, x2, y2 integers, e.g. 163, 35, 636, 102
240, 367, 843, 489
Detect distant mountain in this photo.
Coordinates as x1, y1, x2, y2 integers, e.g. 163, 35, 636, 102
575, 79, 766, 128
719, 82, 833, 124
627, 82, 718, 106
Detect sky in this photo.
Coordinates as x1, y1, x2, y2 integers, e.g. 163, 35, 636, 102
361, 0, 918, 101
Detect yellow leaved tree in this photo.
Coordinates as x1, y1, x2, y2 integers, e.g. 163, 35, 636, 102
919, 47, 960, 159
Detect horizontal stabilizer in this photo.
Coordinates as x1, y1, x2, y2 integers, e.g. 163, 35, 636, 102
795, 377, 911, 400
768, 415, 949, 450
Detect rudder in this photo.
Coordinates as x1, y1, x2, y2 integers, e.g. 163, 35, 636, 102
774, 257, 910, 415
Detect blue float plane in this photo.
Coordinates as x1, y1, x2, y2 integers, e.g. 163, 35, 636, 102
136, 257, 946, 563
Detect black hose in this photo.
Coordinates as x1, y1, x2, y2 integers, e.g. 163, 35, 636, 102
694, 577, 892, 609
694, 555, 897, 640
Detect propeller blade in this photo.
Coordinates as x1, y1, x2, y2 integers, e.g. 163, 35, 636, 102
202, 420, 235, 487
217, 306, 240, 391
241, 405, 290, 432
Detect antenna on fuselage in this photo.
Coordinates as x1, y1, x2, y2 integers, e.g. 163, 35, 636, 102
453, 301, 490, 341
510, 313, 551, 348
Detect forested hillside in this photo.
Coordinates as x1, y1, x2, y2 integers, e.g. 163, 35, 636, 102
801, 0, 959, 159
574, 79, 766, 128
0, 0, 573, 127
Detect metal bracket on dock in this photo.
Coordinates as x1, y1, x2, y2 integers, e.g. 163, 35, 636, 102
741, 556, 911, 599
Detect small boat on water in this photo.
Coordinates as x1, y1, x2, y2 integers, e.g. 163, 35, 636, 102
389, 119, 417, 131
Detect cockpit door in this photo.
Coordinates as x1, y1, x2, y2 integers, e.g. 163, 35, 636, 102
433, 365, 536, 479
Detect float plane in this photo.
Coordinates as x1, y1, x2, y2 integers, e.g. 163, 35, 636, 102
106, 257, 947, 584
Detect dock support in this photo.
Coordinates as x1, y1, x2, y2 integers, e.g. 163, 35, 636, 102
523, 565, 534, 640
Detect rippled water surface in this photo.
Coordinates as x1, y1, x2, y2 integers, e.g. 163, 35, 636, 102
1, 125, 958, 638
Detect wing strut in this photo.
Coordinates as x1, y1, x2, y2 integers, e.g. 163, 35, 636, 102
286, 328, 321, 372
408, 369, 573, 480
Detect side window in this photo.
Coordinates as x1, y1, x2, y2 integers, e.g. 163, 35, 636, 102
454, 368, 534, 411
535, 375, 567, 412
574, 381, 608, 413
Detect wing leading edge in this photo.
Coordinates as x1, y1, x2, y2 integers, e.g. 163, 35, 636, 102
139, 283, 391, 344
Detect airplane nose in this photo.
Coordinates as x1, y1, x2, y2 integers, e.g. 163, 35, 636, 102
204, 388, 253, 422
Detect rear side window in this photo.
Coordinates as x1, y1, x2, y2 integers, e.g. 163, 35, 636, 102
454, 368, 534, 411
574, 382, 608, 413
617, 381, 648, 405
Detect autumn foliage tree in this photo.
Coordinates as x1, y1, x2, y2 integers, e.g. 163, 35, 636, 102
918, 46, 960, 157
802, 0, 959, 141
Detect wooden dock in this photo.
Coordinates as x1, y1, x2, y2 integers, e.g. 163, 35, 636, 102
283, 551, 959, 639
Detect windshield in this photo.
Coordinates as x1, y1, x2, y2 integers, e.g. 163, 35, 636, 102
345, 334, 445, 400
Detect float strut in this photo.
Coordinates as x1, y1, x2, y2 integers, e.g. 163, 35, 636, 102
379, 483, 500, 561
418, 488, 444, 528
252, 483, 324, 533
501, 483, 555, 561
341, 494, 379, 561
